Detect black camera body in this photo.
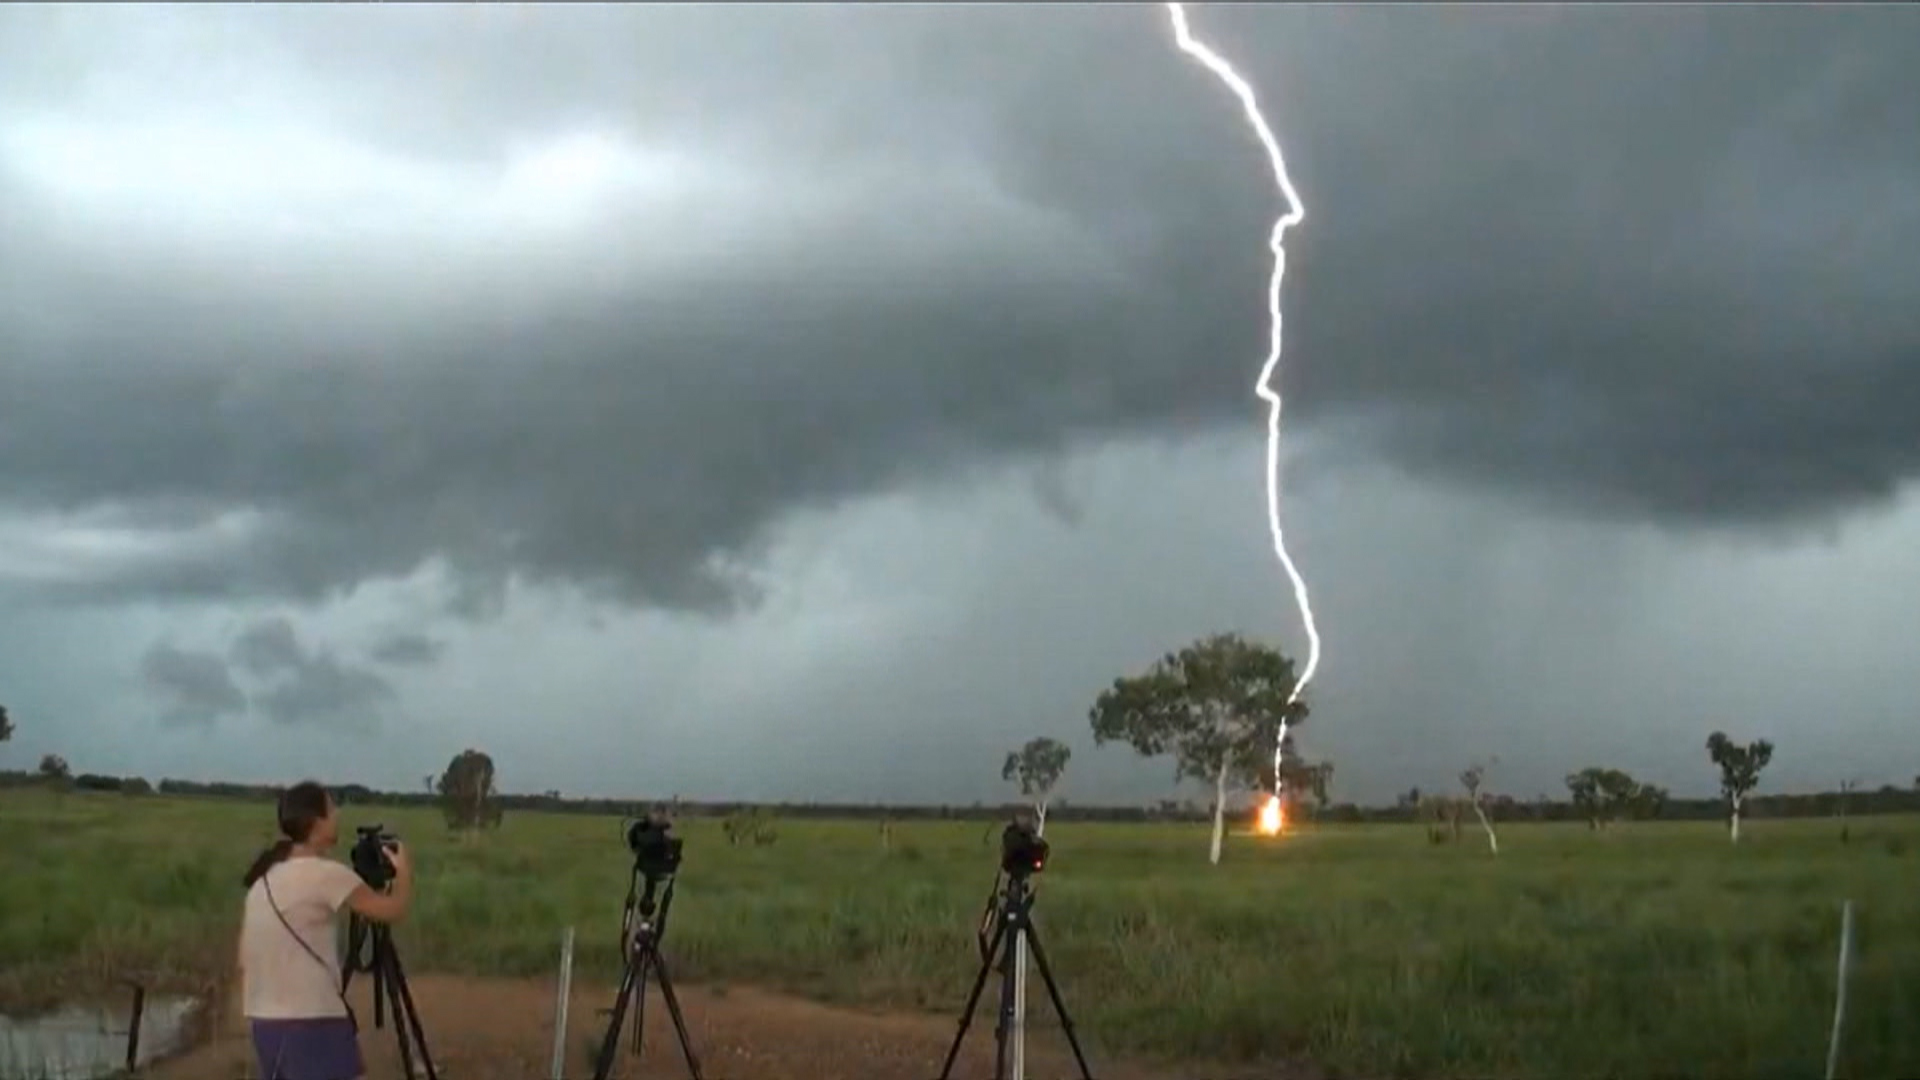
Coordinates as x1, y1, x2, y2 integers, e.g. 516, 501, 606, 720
1000, 820, 1049, 877
625, 816, 684, 878
351, 824, 400, 889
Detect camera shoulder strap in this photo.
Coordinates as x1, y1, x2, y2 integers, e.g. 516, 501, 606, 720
261, 869, 361, 1033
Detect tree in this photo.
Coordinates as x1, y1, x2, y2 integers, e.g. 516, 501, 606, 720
1564, 767, 1644, 831
1272, 732, 1332, 821
722, 806, 778, 847
1088, 633, 1307, 865
1705, 731, 1774, 844
38, 754, 70, 782
1419, 792, 1463, 844
1001, 737, 1072, 830
1632, 783, 1669, 820
1459, 758, 1500, 855
0, 705, 13, 744
436, 749, 500, 834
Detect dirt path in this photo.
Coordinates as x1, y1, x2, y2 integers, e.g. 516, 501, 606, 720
152, 974, 1281, 1080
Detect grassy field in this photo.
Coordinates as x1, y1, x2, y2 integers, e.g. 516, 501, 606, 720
2, 790, 1915, 1079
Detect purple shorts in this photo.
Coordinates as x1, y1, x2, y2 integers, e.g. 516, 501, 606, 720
249, 1017, 364, 1080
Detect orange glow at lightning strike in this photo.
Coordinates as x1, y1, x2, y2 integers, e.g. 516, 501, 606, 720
1256, 796, 1284, 837
1164, 3, 1322, 802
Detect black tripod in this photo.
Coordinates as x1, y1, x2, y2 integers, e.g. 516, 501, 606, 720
592, 865, 704, 1080
937, 871, 1094, 1080
341, 914, 439, 1080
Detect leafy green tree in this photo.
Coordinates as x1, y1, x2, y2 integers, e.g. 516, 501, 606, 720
1001, 736, 1072, 830
1565, 767, 1645, 831
1088, 632, 1307, 865
1273, 733, 1333, 820
1632, 783, 1669, 820
1706, 731, 1773, 844
0, 705, 13, 744
436, 749, 501, 834
38, 753, 70, 782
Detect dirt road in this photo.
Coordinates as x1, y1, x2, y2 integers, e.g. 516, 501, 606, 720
151, 973, 1252, 1080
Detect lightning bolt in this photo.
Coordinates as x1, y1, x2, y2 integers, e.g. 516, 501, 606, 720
1164, 3, 1320, 789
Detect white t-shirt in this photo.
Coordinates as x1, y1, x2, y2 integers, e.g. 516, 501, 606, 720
240, 855, 363, 1019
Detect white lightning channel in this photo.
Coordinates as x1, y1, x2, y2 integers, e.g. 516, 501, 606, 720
1164, 3, 1320, 783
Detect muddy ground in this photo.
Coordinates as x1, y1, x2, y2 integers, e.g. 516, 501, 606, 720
151, 973, 1308, 1080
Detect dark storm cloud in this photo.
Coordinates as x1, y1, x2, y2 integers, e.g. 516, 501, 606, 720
1, 5, 1915, 611
232, 615, 304, 678
253, 651, 393, 731
138, 616, 395, 729
230, 616, 396, 727
141, 642, 247, 727
369, 631, 445, 667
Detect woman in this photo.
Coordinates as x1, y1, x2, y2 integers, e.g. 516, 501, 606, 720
238, 780, 414, 1080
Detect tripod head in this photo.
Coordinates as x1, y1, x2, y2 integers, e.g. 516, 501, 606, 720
623, 810, 684, 879
349, 825, 401, 890
999, 818, 1049, 879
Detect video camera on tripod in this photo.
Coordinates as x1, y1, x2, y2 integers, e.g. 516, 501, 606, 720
944, 813, 1092, 1080
1000, 819, 1049, 878
596, 810, 703, 1080
624, 812, 685, 881
339, 823, 438, 1080
350, 824, 401, 889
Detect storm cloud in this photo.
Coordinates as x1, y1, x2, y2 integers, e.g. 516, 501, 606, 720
1, 5, 1913, 617
369, 631, 446, 667
141, 642, 246, 728
138, 616, 394, 730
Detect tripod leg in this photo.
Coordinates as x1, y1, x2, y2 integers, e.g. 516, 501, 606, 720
374, 951, 415, 1080
938, 919, 1010, 1080
385, 948, 440, 1080
646, 949, 706, 1080
996, 925, 1018, 1080
633, 966, 651, 1057
592, 961, 639, 1080
637, 941, 660, 1053
1022, 927, 1094, 1080
373, 934, 390, 1030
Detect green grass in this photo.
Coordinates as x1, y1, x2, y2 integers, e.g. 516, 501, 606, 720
2, 790, 1916, 1079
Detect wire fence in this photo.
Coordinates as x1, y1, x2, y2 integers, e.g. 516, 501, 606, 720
0, 984, 200, 1080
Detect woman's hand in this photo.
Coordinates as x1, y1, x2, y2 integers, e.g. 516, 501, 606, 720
383, 840, 413, 880
347, 841, 416, 924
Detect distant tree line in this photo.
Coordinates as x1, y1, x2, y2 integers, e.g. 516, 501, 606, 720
5, 766, 1919, 824
0, 694, 1910, 833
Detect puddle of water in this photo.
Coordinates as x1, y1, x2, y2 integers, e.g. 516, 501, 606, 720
0, 994, 201, 1080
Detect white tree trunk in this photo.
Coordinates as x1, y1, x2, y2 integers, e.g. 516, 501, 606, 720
1729, 794, 1743, 844
1471, 802, 1499, 855
1208, 758, 1229, 866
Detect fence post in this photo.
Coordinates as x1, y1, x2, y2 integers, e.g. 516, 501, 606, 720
551, 926, 577, 1080
126, 981, 147, 1074
1825, 899, 1855, 1080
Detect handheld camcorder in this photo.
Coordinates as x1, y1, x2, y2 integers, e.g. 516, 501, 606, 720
351, 824, 401, 889
624, 814, 684, 878
1000, 819, 1049, 877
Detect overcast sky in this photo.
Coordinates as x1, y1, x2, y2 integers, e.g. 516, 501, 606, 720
3, 4, 1916, 809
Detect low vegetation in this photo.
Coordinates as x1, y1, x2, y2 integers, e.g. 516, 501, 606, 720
3, 788, 1916, 1078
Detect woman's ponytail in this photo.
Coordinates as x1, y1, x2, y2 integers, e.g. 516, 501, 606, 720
242, 838, 295, 888
243, 780, 332, 888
